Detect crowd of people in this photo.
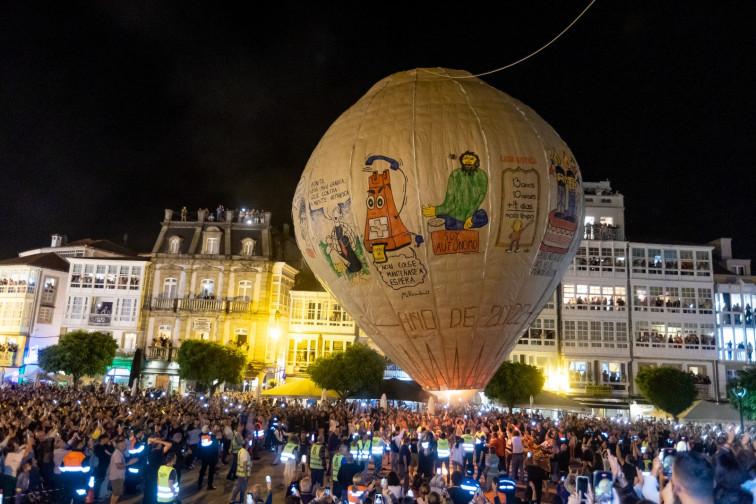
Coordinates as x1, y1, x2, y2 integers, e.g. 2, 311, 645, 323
0, 382, 755, 504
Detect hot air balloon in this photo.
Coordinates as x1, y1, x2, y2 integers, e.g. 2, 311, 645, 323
293, 68, 583, 391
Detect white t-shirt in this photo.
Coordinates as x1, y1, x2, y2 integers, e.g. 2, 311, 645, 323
109, 448, 126, 481
4, 450, 24, 477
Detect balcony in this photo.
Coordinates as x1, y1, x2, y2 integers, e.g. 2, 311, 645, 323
146, 345, 177, 362
695, 383, 713, 400
177, 298, 225, 312
151, 298, 177, 311
0, 285, 35, 295
227, 300, 253, 313
0, 351, 16, 367
88, 314, 112, 326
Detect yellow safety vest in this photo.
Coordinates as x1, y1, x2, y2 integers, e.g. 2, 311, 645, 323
157, 465, 178, 503
310, 443, 324, 470
236, 449, 251, 477
437, 439, 450, 458
332, 453, 344, 482
462, 434, 475, 453
281, 442, 298, 462
371, 436, 383, 456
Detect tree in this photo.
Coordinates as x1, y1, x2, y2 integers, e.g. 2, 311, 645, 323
726, 367, 756, 421
484, 361, 545, 412
307, 343, 386, 400
177, 340, 247, 393
38, 330, 118, 390
635, 366, 698, 421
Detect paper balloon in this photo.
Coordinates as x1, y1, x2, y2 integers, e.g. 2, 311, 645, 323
293, 68, 583, 390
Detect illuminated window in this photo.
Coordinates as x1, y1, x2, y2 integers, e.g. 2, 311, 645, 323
162, 277, 177, 298
205, 237, 219, 254
169, 238, 180, 254
200, 279, 215, 297
238, 280, 252, 301
241, 239, 256, 256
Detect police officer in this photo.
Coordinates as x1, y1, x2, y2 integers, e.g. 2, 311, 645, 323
280, 435, 299, 488
197, 425, 219, 491
156, 453, 179, 504
436, 432, 451, 482
370, 430, 385, 476
309, 435, 327, 487
125, 431, 146, 494
462, 429, 475, 473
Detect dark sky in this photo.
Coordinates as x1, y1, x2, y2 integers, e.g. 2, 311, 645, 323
2, 1, 754, 260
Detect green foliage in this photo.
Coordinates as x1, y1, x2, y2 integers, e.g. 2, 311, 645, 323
484, 361, 545, 412
726, 367, 756, 421
307, 343, 386, 399
38, 330, 118, 390
636, 366, 698, 419
177, 339, 247, 392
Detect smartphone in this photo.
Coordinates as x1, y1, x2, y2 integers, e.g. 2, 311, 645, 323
375, 495, 383, 504
661, 448, 676, 477
407, 489, 414, 498
576, 475, 589, 496
248, 440, 253, 446
311, 434, 315, 442
641, 446, 647, 454
527, 452, 532, 458
301, 455, 306, 464
593, 471, 613, 504
265, 475, 271, 483
382, 478, 387, 487
325, 488, 330, 496
436, 468, 442, 476
291, 485, 297, 495
247, 493, 253, 504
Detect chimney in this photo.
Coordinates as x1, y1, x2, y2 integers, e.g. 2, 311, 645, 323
51, 234, 63, 248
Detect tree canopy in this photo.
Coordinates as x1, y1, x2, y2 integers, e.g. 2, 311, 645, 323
38, 330, 118, 389
636, 366, 698, 420
177, 339, 247, 392
307, 343, 386, 400
726, 367, 756, 421
484, 361, 545, 412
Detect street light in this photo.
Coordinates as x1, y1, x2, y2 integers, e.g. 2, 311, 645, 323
734, 386, 746, 432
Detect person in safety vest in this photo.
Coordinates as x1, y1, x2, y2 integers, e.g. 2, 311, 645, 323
229, 434, 252, 504
370, 430, 385, 476
331, 445, 348, 499
252, 418, 264, 460
346, 473, 370, 503
462, 429, 475, 473
196, 425, 219, 491
227, 422, 245, 481
357, 432, 372, 478
156, 452, 179, 504
436, 432, 451, 483
125, 430, 146, 494
309, 434, 326, 488
60, 437, 91, 504
280, 435, 299, 488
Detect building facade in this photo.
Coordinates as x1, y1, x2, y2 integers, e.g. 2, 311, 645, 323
140, 208, 300, 391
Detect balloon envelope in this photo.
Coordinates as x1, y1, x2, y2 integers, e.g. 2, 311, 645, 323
294, 68, 583, 390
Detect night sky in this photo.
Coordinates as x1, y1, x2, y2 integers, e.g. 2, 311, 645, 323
2, 1, 754, 261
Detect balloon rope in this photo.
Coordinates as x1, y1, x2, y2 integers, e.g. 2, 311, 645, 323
424, 0, 597, 79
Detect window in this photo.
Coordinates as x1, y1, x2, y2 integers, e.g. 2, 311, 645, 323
233, 328, 248, 346
37, 306, 53, 324
158, 325, 172, 341
67, 296, 85, 320
118, 266, 129, 289
238, 280, 252, 301
70, 264, 82, 287
106, 266, 117, 288
41, 277, 56, 305
205, 237, 219, 254
162, 278, 177, 298
200, 279, 215, 297
241, 239, 256, 256
123, 333, 137, 351
83, 265, 94, 286
129, 267, 141, 290
169, 238, 180, 254
117, 298, 135, 323
94, 265, 106, 288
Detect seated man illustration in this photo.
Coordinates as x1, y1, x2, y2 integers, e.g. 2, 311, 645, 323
422, 151, 488, 230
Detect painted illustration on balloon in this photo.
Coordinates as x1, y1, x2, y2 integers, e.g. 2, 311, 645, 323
539, 151, 580, 254
422, 151, 489, 255
293, 187, 317, 259
317, 199, 370, 281
497, 167, 540, 253
362, 155, 427, 290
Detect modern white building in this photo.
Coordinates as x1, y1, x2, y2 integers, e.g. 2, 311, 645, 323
0, 253, 69, 375
504, 181, 722, 413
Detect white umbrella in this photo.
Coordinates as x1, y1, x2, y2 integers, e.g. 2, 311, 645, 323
254, 382, 261, 402
380, 393, 388, 411
131, 378, 139, 397
428, 395, 436, 416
